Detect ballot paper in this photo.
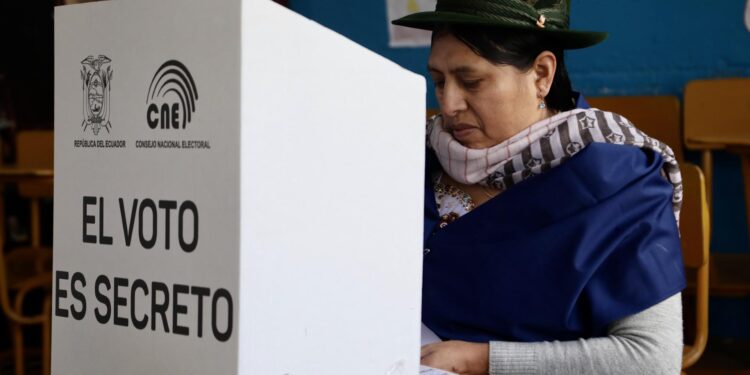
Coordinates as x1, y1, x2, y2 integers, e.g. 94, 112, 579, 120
419, 365, 457, 375
419, 324, 455, 374
421, 323, 441, 346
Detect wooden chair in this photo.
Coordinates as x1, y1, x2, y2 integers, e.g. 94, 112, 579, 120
0, 250, 51, 375
588, 96, 709, 370
0, 130, 54, 375
684, 78, 750, 298
16, 131, 53, 270
679, 163, 711, 371
587, 96, 683, 160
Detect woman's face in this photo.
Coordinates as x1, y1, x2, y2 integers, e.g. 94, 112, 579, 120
428, 33, 545, 149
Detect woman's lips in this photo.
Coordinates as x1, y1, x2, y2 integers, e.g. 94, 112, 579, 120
450, 124, 478, 140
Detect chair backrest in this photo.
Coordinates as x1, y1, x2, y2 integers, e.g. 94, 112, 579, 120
678, 162, 710, 369
17, 130, 53, 198
587, 96, 683, 161
684, 78, 750, 149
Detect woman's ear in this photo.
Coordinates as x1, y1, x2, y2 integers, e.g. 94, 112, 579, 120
533, 51, 557, 97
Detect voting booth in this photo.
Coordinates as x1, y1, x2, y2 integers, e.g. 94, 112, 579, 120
53, 0, 425, 373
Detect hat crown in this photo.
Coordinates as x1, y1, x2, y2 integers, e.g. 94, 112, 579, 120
435, 0, 569, 30
391, 0, 607, 49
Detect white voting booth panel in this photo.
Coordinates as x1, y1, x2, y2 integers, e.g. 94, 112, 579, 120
53, 0, 425, 374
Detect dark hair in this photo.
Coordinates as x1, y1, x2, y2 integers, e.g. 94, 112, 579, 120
432, 26, 576, 112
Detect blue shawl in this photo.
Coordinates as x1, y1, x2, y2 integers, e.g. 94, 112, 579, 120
422, 142, 686, 342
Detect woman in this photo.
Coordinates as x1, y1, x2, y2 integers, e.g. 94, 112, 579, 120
393, 1, 686, 374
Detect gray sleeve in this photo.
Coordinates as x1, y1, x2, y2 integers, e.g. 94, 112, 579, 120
488, 292, 683, 375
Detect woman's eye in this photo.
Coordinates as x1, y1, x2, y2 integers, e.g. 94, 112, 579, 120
462, 79, 481, 89
433, 80, 445, 89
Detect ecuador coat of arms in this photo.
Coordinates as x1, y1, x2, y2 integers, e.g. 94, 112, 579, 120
80, 55, 112, 135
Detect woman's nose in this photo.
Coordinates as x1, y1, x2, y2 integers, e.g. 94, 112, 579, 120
440, 84, 468, 118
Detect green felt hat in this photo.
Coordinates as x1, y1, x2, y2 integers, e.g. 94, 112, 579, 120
392, 0, 607, 50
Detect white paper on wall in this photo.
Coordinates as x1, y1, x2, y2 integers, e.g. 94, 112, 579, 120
745, 0, 750, 32
386, 0, 437, 47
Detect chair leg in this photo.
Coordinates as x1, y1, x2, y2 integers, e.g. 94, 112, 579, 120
11, 322, 25, 375
30, 198, 40, 249
701, 150, 713, 212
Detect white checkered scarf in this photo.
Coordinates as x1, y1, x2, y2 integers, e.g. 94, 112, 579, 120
428, 108, 683, 222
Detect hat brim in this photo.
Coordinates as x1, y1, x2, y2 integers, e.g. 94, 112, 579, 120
392, 11, 607, 50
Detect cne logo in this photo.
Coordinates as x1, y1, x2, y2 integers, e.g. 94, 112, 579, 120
146, 60, 198, 130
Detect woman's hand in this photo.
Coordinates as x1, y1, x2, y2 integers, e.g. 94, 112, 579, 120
421, 340, 489, 375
